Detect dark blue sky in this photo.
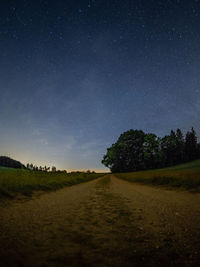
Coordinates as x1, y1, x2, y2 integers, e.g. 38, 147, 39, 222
0, 0, 200, 171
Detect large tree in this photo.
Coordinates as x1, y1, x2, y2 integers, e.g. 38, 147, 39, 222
176, 128, 185, 163
160, 133, 176, 166
143, 133, 161, 169
185, 127, 198, 161
102, 127, 199, 172
102, 130, 145, 172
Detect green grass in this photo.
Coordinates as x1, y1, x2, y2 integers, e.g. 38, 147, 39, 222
0, 168, 105, 198
115, 160, 200, 190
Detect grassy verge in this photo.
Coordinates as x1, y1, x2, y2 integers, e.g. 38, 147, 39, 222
115, 160, 200, 191
0, 168, 105, 198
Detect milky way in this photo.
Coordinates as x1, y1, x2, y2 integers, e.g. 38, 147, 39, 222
0, 0, 200, 170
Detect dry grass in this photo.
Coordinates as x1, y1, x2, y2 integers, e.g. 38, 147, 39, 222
0, 167, 105, 198
115, 160, 200, 190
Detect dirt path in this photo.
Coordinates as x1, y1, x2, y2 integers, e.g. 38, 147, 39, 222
0, 175, 200, 266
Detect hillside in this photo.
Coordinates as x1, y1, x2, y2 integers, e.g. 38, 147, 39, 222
0, 156, 25, 169
115, 160, 200, 190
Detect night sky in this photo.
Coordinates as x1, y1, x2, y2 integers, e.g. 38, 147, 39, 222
0, 0, 200, 171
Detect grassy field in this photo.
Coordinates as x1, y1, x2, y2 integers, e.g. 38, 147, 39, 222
0, 168, 105, 198
115, 159, 200, 190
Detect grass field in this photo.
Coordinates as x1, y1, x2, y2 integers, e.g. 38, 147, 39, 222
0, 168, 105, 198
115, 159, 200, 190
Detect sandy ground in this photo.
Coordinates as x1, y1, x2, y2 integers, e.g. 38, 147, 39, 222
0, 175, 200, 267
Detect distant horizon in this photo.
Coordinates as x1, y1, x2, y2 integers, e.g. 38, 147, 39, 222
0, 153, 109, 172
1, 125, 200, 172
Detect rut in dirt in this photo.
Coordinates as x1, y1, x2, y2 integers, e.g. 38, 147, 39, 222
0, 175, 200, 266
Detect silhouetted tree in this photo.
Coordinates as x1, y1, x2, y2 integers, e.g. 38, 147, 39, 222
102, 127, 199, 172
102, 130, 145, 172
30, 163, 33, 170
52, 166, 56, 172
176, 128, 185, 163
160, 130, 183, 166
185, 127, 198, 161
143, 133, 161, 169
102, 143, 122, 172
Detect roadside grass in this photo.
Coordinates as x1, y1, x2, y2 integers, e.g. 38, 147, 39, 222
0, 168, 105, 198
115, 160, 200, 190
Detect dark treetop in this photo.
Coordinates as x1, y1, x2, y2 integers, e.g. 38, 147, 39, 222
102, 128, 200, 172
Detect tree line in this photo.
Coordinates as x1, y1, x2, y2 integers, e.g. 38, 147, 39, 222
26, 164, 67, 173
26, 163, 53, 172
102, 127, 200, 172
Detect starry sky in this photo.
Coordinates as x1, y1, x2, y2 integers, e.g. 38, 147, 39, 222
0, 0, 200, 171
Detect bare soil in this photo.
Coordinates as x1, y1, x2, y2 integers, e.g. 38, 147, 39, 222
0, 175, 200, 266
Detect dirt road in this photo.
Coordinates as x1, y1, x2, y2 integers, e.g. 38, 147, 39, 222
0, 175, 200, 266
